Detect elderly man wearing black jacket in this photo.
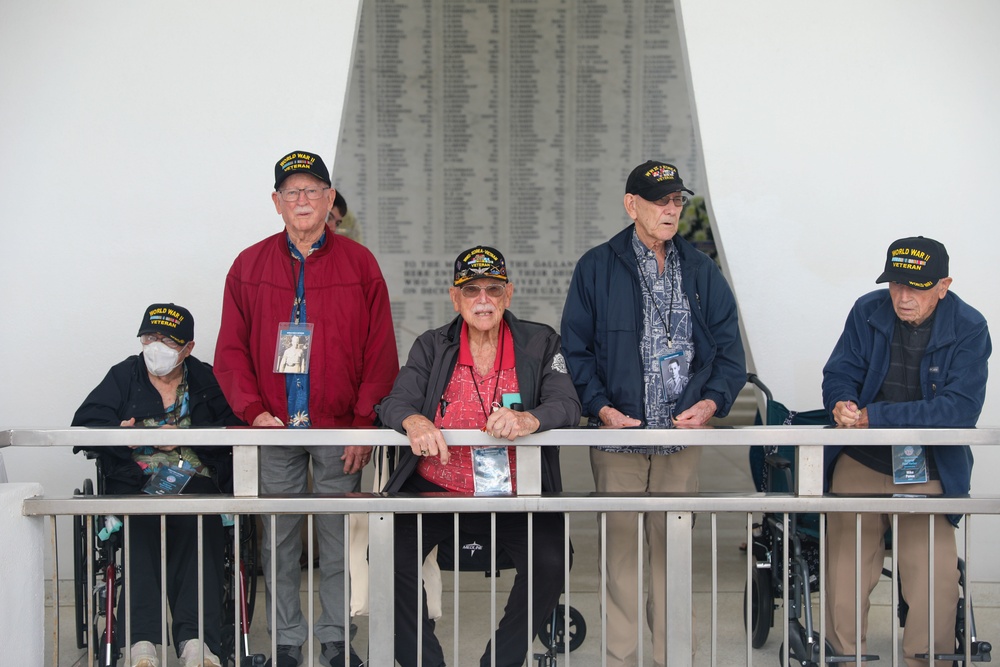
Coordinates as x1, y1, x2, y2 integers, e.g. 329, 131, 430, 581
73, 303, 242, 667
377, 246, 581, 667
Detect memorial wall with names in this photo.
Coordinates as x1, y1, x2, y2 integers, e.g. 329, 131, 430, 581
333, 0, 704, 357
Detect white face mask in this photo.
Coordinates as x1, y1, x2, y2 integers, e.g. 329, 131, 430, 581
142, 341, 183, 377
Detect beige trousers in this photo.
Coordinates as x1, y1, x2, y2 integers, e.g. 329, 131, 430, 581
590, 446, 701, 667
826, 455, 960, 667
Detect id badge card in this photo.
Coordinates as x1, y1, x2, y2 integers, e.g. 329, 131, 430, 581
472, 446, 513, 496
142, 465, 194, 495
274, 322, 314, 374
892, 444, 928, 484
658, 349, 688, 403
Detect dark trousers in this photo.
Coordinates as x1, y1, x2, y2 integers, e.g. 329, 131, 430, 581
119, 475, 226, 656
393, 508, 566, 667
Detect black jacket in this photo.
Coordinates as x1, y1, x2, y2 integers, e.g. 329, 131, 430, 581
377, 312, 582, 493
72, 354, 243, 494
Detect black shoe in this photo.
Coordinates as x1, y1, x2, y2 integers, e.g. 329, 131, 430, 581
321, 640, 363, 667
264, 645, 302, 667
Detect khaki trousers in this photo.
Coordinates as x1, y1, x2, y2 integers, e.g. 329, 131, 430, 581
590, 446, 701, 667
826, 455, 959, 667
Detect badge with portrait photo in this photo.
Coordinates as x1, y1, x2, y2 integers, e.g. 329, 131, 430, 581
658, 349, 689, 403
274, 322, 314, 374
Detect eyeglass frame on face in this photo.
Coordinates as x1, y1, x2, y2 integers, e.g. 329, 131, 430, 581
277, 186, 330, 202
651, 194, 689, 208
458, 283, 508, 299
140, 334, 184, 350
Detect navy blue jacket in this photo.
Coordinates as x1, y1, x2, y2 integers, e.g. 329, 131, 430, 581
560, 226, 746, 423
822, 289, 991, 497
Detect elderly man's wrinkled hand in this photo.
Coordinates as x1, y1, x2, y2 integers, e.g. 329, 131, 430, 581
402, 414, 451, 465
833, 401, 868, 428
598, 405, 642, 429
672, 399, 717, 428
342, 445, 372, 474
252, 412, 283, 427
485, 407, 540, 441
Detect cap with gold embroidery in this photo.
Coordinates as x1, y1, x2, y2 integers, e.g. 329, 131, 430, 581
274, 150, 331, 190
625, 160, 694, 201
875, 236, 949, 290
453, 246, 508, 286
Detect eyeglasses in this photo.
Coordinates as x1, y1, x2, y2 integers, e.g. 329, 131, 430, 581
655, 195, 689, 207
278, 187, 329, 202
140, 334, 183, 350
459, 283, 507, 299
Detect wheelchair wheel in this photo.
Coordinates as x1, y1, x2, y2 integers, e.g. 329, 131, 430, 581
542, 604, 586, 653
743, 564, 773, 648
222, 515, 260, 667
72, 479, 94, 650
74, 478, 121, 666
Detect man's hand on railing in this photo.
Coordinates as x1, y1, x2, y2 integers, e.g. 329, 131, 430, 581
252, 412, 284, 427
673, 399, 718, 428
598, 405, 642, 428
484, 407, 540, 441
833, 400, 869, 428
402, 414, 451, 464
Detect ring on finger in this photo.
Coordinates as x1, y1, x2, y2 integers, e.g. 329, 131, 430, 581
420, 449, 429, 456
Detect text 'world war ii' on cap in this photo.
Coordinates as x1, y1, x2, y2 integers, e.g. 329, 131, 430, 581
625, 160, 694, 201
875, 236, 949, 290
274, 151, 332, 190
454, 246, 509, 286
137, 303, 194, 346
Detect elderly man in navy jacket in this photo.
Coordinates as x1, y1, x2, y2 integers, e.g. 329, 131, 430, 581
561, 161, 745, 666
822, 236, 991, 666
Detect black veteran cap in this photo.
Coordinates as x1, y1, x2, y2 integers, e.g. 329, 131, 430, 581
875, 236, 949, 290
274, 150, 331, 190
625, 160, 694, 200
454, 246, 508, 286
137, 303, 194, 346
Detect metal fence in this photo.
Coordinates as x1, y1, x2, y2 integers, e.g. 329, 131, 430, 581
5, 427, 1000, 666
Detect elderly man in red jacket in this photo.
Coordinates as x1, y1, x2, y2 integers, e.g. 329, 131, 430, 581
215, 150, 398, 667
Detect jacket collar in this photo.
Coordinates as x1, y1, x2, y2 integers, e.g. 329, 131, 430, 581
868, 289, 958, 351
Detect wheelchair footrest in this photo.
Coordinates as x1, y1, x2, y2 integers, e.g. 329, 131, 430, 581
825, 655, 879, 663
916, 640, 992, 662
916, 642, 993, 662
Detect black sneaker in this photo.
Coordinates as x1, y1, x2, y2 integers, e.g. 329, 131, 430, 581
264, 645, 302, 667
321, 641, 363, 667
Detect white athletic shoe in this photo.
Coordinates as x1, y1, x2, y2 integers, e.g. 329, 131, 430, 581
129, 641, 160, 667
179, 638, 222, 667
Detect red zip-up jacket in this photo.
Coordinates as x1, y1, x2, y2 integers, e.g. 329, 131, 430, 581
215, 227, 399, 427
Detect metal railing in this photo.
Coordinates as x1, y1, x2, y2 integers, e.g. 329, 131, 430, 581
5, 427, 1000, 666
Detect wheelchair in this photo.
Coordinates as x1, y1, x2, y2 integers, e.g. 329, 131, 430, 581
744, 374, 992, 666
435, 527, 586, 666
72, 456, 264, 667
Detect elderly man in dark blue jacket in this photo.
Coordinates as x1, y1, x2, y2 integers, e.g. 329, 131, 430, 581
822, 236, 991, 666
561, 161, 745, 667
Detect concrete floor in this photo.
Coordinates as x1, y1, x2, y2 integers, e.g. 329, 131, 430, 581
52, 443, 998, 666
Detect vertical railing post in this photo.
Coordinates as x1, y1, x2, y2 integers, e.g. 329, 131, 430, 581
232, 444, 259, 497
368, 512, 395, 665
665, 510, 694, 667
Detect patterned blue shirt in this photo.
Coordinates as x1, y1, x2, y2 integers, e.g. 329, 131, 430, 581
598, 231, 694, 455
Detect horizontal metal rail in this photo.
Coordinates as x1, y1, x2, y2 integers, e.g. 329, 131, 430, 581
22, 493, 1000, 517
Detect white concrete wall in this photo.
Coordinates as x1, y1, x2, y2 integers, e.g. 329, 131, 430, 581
0, 0, 361, 568
677, 0, 1000, 580
0, 483, 45, 665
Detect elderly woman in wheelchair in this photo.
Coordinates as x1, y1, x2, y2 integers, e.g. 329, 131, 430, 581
72, 303, 242, 667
